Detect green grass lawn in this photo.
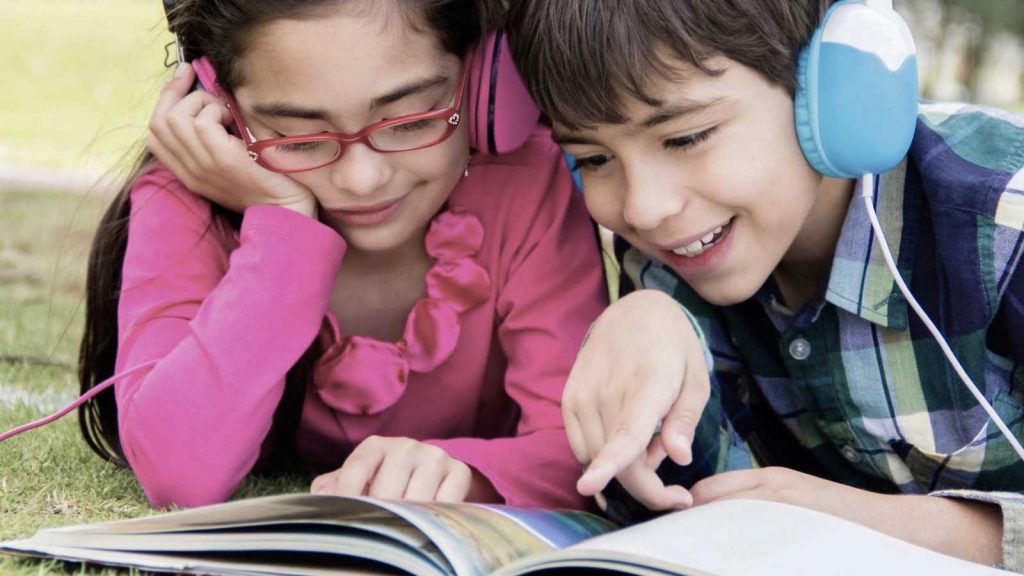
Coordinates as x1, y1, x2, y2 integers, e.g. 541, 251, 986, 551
0, 189, 307, 574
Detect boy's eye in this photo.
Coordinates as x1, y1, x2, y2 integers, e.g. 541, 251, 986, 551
664, 127, 716, 150
569, 154, 612, 173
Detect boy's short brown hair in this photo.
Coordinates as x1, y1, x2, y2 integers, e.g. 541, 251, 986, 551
506, 0, 832, 130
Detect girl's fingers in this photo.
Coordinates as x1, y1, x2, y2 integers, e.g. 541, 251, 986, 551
403, 456, 448, 501
310, 470, 339, 495
367, 447, 416, 500
166, 91, 225, 169
194, 100, 247, 168
435, 463, 472, 503
150, 63, 197, 122
328, 443, 386, 496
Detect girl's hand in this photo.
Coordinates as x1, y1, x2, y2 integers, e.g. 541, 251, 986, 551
564, 289, 710, 510
146, 63, 317, 217
310, 436, 499, 503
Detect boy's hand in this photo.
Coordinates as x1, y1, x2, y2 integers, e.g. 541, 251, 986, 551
689, 467, 1002, 566
564, 290, 710, 510
310, 436, 500, 503
146, 63, 317, 217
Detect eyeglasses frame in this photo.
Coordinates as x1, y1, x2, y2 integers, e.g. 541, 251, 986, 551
222, 61, 470, 174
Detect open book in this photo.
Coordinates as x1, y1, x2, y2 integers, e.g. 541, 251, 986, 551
0, 493, 1010, 575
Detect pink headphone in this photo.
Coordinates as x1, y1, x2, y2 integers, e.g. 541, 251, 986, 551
192, 31, 540, 156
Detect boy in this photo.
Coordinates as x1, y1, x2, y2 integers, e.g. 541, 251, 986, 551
507, 0, 1024, 569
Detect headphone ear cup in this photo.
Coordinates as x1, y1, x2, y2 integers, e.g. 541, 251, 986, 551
466, 31, 541, 155
190, 56, 245, 138
794, 0, 919, 178
191, 56, 226, 97
794, 42, 829, 176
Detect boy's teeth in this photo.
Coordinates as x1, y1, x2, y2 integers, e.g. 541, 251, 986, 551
670, 222, 729, 257
672, 239, 707, 257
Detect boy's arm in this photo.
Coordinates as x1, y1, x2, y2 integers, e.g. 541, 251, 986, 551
917, 254, 1024, 571
573, 245, 753, 523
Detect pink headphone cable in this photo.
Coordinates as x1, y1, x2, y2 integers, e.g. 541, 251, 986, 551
0, 360, 157, 443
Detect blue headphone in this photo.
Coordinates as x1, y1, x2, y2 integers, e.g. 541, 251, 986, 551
795, 0, 919, 178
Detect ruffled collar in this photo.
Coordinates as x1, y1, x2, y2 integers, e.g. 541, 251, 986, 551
312, 208, 491, 416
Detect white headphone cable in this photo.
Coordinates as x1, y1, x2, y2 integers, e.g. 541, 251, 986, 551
861, 172, 1024, 461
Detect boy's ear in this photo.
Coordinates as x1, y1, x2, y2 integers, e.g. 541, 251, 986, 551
794, 0, 918, 178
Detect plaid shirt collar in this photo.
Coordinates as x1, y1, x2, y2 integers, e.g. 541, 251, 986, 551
821, 159, 916, 331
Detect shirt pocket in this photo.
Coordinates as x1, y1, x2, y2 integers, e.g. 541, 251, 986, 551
899, 386, 1024, 492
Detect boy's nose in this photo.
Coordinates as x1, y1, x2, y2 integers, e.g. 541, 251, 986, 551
621, 170, 686, 231
329, 143, 392, 198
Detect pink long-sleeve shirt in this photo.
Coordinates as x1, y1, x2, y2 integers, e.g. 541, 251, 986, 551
115, 127, 607, 510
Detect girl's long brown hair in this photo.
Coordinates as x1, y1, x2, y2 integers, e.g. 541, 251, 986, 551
79, 0, 496, 469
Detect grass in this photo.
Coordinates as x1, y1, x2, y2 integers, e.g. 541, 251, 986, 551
0, 1, 174, 176
0, 189, 307, 574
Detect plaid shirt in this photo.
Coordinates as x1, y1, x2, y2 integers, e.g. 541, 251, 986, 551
603, 102, 1024, 570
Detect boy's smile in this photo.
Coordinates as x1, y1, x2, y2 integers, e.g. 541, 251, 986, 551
555, 56, 853, 308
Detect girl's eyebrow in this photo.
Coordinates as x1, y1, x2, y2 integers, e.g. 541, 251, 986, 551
250, 75, 450, 121
370, 75, 448, 109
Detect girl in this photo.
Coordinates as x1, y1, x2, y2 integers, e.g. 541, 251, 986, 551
76, 0, 607, 509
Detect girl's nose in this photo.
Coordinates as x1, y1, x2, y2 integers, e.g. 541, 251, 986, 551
328, 143, 392, 198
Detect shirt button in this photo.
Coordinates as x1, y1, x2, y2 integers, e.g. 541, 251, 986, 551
840, 445, 862, 463
788, 337, 812, 360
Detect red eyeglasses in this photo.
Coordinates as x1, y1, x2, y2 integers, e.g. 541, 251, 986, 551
223, 62, 469, 174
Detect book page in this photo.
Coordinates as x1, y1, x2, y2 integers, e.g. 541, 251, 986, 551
495, 499, 1012, 576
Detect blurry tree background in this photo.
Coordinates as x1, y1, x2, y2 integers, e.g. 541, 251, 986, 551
904, 0, 1024, 108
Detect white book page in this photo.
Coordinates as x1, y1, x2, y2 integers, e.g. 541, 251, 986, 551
498, 499, 1012, 576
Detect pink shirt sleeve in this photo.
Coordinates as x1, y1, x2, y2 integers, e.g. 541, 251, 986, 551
428, 145, 609, 509
115, 167, 345, 508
